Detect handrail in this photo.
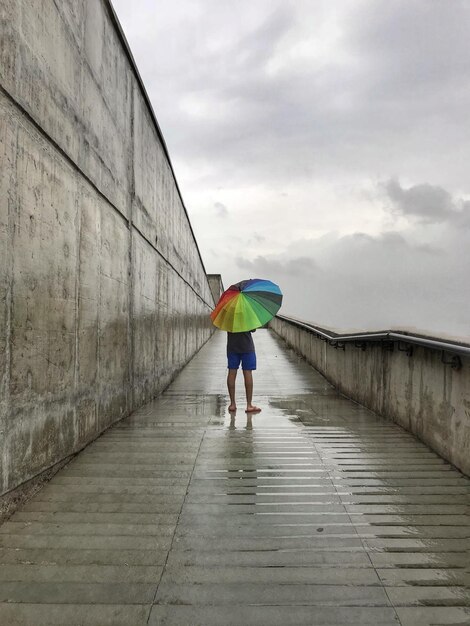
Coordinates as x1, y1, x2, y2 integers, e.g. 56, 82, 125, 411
275, 314, 470, 359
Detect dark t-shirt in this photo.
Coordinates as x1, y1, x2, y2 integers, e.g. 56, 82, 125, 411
227, 331, 255, 354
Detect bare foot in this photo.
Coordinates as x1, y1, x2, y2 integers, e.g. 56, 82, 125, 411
228, 405, 237, 412
245, 405, 261, 413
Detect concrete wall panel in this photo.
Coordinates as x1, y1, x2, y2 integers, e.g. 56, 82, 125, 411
0, 1, 20, 91
0, 0, 214, 497
14, 0, 83, 162
207, 274, 224, 305
76, 182, 101, 390
80, 17, 132, 217
0, 101, 80, 494
0, 0, 132, 217
131, 87, 214, 307
271, 317, 470, 476
154, 257, 173, 389
10, 123, 78, 399
97, 206, 131, 430
0, 96, 17, 494
132, 89, 164, 246
132, 234, 158, 406
0, 97, 16, 406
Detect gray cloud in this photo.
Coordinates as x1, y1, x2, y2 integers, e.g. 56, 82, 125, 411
113, 1, 470, 338
457, 202, 470, 229
229, 218, 470, 339
383, 178, 470, 227
348, 1, 470, 98
383, 179, 455, 223
214, 202, 228, 217
237, 255, 317, 276
114, 1, 470, 191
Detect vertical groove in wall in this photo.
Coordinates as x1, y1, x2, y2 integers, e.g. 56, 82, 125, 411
381, 350, 387, 416
1, 117, 19, 494
128, 78, 136, 410
96, 197, 102, 439
73, 169, 81, 439
405, 355, 413, 431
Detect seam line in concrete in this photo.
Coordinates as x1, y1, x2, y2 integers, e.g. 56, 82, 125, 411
146, 424, 207, 623
312, 437, 404, 626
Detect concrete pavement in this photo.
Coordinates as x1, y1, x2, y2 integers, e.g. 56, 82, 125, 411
0, 330, 468, 625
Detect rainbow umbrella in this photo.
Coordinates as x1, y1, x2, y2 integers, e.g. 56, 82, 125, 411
211, 278, 283, 332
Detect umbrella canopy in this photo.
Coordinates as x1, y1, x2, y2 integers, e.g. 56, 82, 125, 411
211, 278, 283, 332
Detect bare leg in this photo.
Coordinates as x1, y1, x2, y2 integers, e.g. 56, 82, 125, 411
227, 369, 237, 411
242, 370, 261, 413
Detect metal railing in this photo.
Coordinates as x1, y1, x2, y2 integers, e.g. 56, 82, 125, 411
274, 314, 470, 370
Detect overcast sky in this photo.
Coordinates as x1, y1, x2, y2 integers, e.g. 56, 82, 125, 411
113, 0, 470, 339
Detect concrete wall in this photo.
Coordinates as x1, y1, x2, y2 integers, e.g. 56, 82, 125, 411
270, 317, 470, 476
207, 274, 224, 305
0, 0, 214, 496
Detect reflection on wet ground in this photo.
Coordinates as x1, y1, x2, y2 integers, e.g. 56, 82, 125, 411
0, 330, 468, 625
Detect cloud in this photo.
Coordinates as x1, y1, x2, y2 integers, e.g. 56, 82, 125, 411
383, 178, 455, 223
236, 255, 317, 276
229, 215, 470, 339
214, 202, 228, 217
383, 178, 470, 227
348, 1, 470, 98
113, 1, 470, 338
457, 202, 470, 229
114, 1, 470, 192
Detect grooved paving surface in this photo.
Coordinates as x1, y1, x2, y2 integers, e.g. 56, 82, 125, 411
0, 330, 469, 625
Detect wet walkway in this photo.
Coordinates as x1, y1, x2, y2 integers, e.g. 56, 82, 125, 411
0, 330, 468, 625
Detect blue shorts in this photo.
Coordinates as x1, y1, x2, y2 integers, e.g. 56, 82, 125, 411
227, 352, 257, 371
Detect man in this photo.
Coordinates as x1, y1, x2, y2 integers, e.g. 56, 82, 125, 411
227, 329, 261, 413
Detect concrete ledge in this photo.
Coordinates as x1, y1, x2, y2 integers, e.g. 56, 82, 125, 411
270, 316, 470, 476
